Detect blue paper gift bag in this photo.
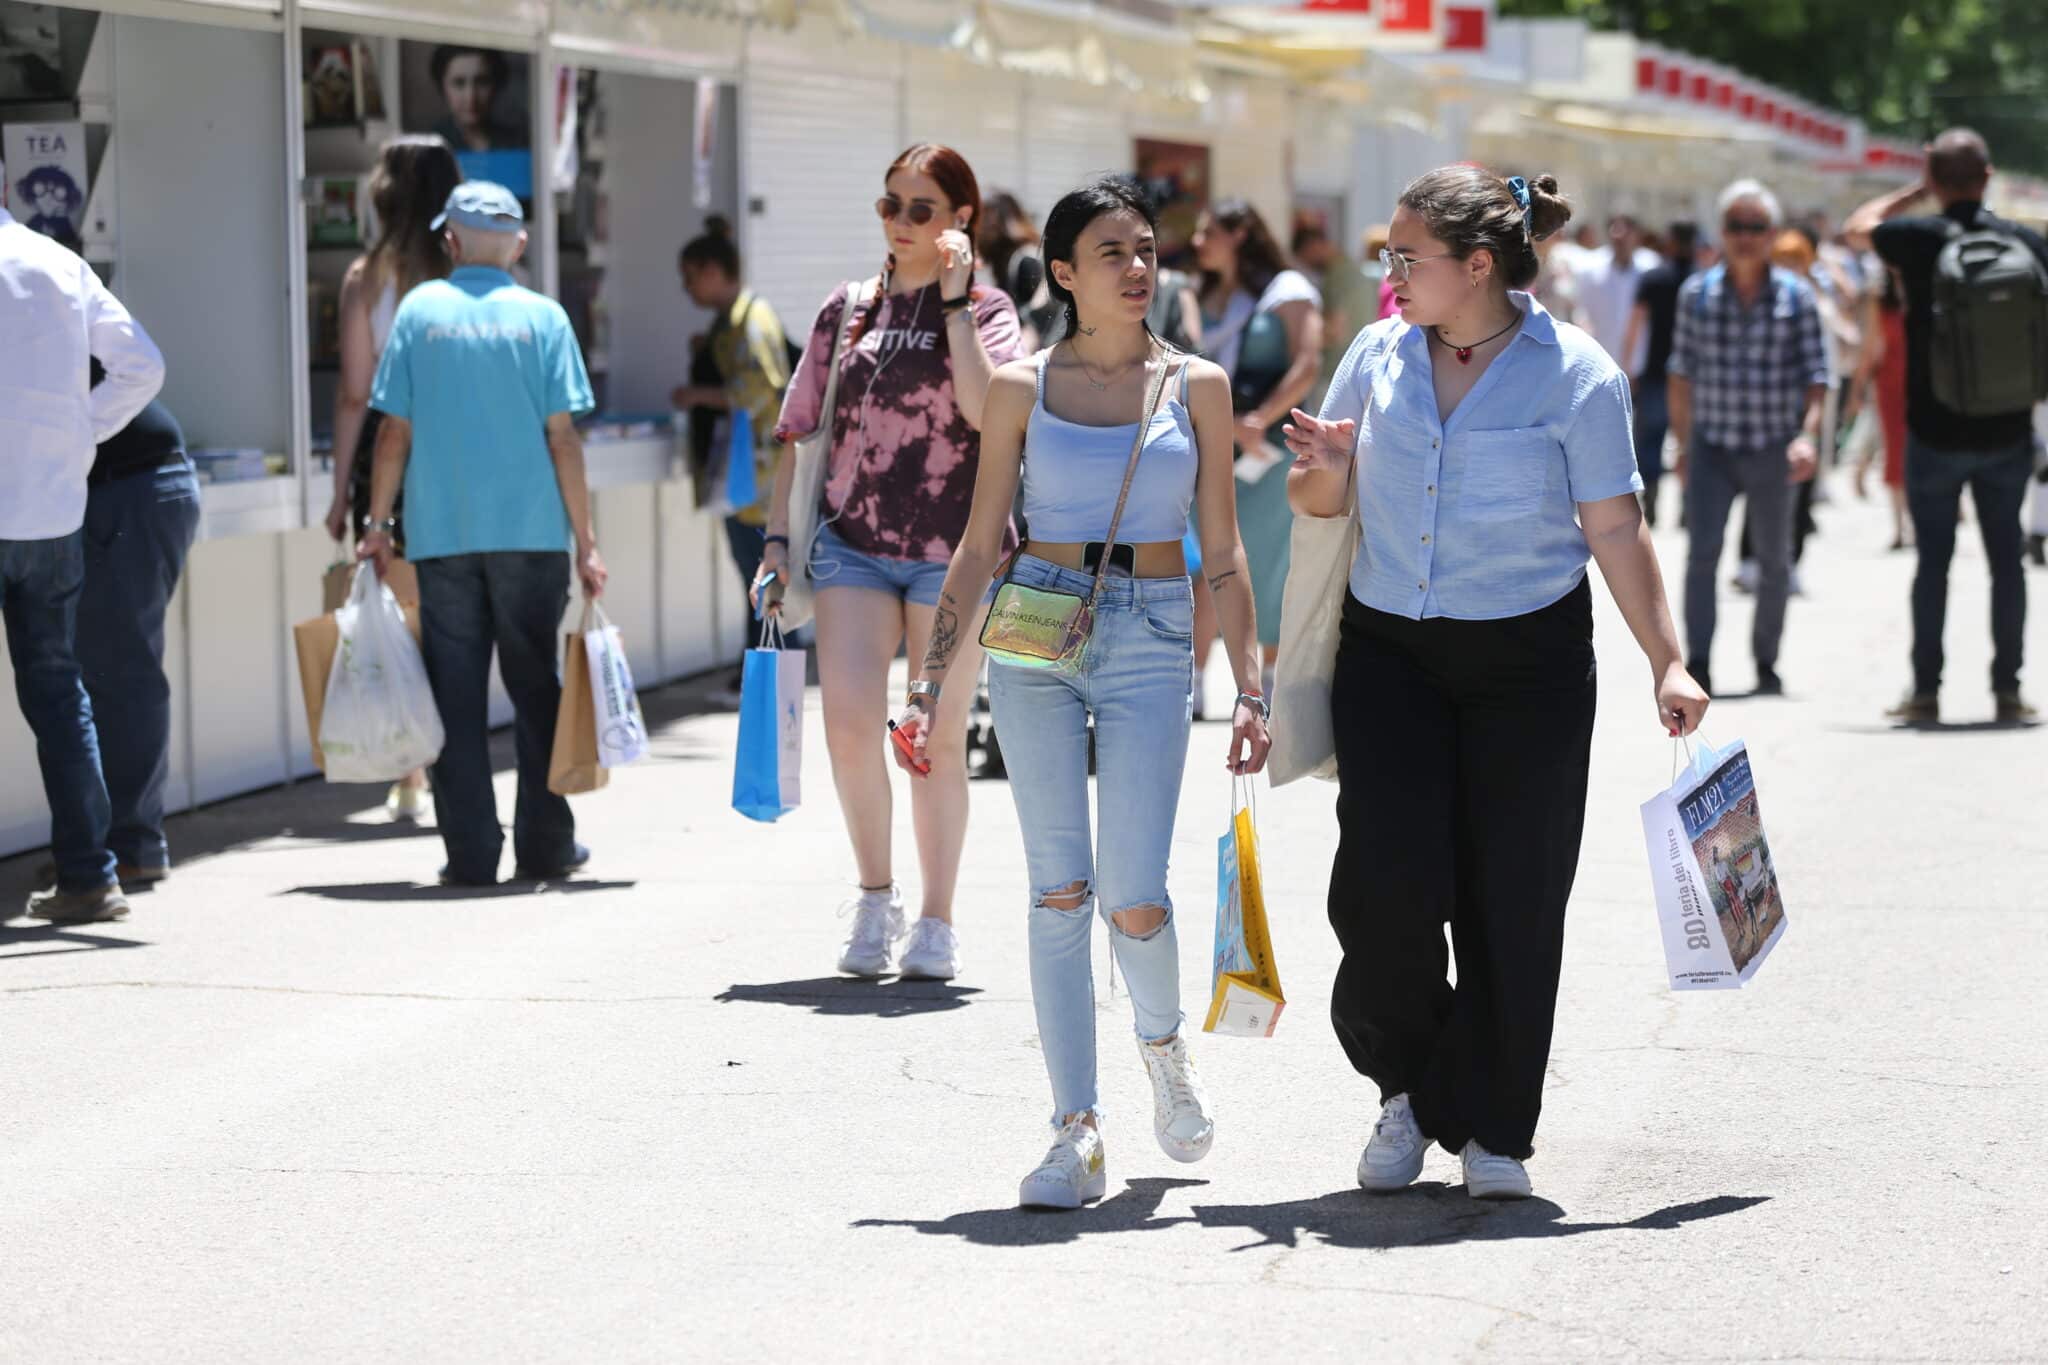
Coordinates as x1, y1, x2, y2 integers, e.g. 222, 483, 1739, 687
732, 618, 804, 822
725, 408, 758, 509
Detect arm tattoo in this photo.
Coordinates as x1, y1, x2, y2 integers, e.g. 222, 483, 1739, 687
924, 604, 962, 673
1207, 569, 1239, 594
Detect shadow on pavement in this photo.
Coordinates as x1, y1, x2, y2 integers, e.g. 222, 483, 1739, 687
857, 1181, 1769, 1250
1183, 1185, 1771, 1250
717, 977, 983, 1017
855, 1178, 1207, 1245
1831, 719, 2036, 736
0, 923, 151, 963
0, 665, 737, 892
280, 879, 637, 903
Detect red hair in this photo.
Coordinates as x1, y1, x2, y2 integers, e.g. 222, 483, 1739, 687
849, 143, 984, 347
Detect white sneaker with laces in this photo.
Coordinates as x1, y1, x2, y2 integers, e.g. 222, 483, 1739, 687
1460, 1140, 1533, 1200
1018, 1119, 1107, 1209
1138, 1035, 1215, 1163
896, 917, 959, 980
1357, 1093, 1429, 1192
835, 886, 905, 978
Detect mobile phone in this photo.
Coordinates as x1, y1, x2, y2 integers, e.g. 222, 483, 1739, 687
1083, 542, 1135, 575
887, 720, 931, 776
753, 569, 784, 618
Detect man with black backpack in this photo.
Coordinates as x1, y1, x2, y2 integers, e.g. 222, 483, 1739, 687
1848, 129, 2048, 725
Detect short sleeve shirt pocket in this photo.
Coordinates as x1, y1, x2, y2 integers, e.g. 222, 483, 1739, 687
1454, 426, 1555, 522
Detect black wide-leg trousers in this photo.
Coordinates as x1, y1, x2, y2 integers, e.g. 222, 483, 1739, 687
1327, 580, 1597, 1161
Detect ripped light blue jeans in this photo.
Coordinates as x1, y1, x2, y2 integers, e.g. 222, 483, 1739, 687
987, 555, 1195, 1125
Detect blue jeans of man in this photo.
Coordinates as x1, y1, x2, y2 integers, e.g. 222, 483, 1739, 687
76, 458, 202, 871
1905, 436, 2031, 696
1, 530, 116, 892
1685, 436, 1796, 675
987, 556, 1194, 1126
415, 552, 575, 882
1633, 376, 1669, 526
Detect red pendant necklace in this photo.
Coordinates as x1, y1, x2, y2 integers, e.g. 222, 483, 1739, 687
1434, 316, 1521, 365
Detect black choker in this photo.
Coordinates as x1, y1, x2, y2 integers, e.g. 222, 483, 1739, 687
1433, 316, 1520, 364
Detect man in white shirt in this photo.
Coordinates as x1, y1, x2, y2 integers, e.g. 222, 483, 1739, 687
1, 188, 165, 924
1571, 214, 1662, 375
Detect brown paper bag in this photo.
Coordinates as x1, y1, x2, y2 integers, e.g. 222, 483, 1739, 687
293, 594, 423, 773
548, 624, 609, 795
324, 556, 419, 613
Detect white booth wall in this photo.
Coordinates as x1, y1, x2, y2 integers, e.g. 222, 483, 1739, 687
0, 16, 750, 861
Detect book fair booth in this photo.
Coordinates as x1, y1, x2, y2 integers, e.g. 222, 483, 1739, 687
0, 0, 2005, 857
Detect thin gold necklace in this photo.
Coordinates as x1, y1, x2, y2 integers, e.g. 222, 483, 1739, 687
1070, 335, 1153, 391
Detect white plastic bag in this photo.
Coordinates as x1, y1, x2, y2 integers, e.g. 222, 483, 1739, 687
583, 602, 649, 768
319, 563, 445, 783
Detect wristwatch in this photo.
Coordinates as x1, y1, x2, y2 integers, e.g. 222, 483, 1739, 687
906, 680, 941, 709
1235, 691, 1270, 720
369, 516, 398, 534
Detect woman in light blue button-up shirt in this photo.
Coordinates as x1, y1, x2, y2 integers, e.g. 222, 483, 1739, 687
1283, 165, 1709, 1202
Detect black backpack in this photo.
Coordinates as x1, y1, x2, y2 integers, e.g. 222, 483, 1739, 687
1930, 221, 2048, 417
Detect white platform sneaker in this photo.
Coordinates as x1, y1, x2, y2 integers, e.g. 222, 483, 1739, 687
1018, 1119, 1107, 1210
1139, 1035, 1215, 1163
1357, 1093, 1429, 1192
896, 917, 960, 981
835, 886, 905, 978
1460, 1141, 1533, 1200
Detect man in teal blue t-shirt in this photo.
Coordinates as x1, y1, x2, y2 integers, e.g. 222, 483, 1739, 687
358, 181, 605, 888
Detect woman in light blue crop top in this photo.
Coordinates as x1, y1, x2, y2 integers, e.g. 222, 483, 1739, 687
890, 175, 1271, 1212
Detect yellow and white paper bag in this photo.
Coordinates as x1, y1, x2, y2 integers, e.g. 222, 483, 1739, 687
1205, 778, 1285, 1036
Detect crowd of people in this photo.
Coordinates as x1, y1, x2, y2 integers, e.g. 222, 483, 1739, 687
2, 122, 2041, 1211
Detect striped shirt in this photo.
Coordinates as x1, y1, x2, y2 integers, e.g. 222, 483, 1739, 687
1668, 264, 1830, 450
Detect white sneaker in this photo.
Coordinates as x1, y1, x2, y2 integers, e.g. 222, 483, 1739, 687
385, 781, 427, 822
897, 917, 959, 980
1357, 1093, 1429, 1192
835, 886, 905, 978
1732, 559, 1760, 594
1138, 1035, 1215, 1163
1788, 567, 1806, 597
1018, 1119, 1107, 1209
1460, 1140, 1533, 1200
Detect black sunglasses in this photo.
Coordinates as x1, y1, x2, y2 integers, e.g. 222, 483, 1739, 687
876, 196, 940, 228
1723, 218, 1774, 237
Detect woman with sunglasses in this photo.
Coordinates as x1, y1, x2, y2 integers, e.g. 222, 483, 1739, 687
1285, 166, 1709, 1201
893, 174, 1270, 1209
763, 144, 1024, 983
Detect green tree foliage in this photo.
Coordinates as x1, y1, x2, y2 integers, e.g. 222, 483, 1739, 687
1501, 0, 2048, 174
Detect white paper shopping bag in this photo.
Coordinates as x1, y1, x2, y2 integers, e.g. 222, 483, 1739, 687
583, 603, 649, 768
1639, 737, 1789, 990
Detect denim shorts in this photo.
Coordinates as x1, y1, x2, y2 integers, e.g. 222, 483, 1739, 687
809, 520, 950, 606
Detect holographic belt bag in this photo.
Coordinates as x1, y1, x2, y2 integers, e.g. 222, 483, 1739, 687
980, 349, 1173, 674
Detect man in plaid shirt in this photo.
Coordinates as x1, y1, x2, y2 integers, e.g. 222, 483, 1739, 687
1669, 179, 1830, 699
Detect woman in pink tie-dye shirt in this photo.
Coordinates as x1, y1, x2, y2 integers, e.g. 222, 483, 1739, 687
760, 143, 1024, 983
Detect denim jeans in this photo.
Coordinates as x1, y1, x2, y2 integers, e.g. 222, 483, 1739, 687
1, 530, 115, 892
1685, 436, 1796, 674
76, 459, 201, 870
1633, 376, 1669, 525
1905, 436, 2032, 695
415, 551, 575, 882
987, 556, 1195, 1125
